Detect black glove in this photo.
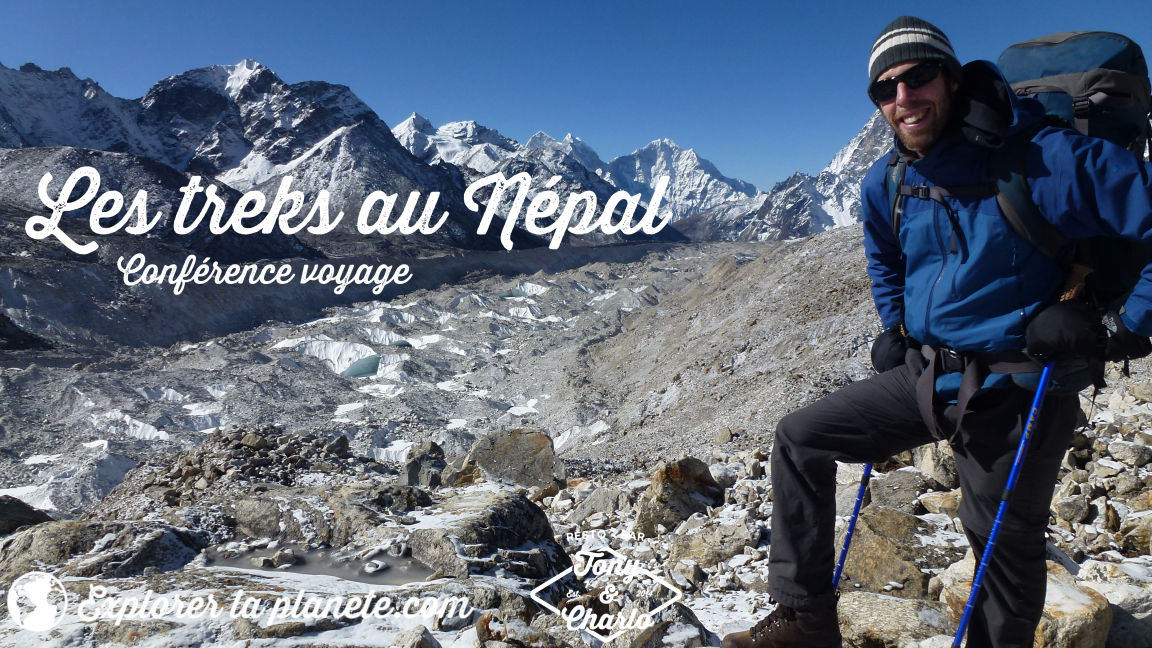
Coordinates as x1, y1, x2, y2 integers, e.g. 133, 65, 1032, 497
871, 325, 907, 373
1025, 300, 1106, 361
1102, 310, 1152, 361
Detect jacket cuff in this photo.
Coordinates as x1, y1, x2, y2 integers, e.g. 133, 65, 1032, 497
1120, 311, 1152, 337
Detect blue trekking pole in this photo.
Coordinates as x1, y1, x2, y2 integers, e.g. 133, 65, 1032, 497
952, 361, 1055, 647
832, 462, 873, 590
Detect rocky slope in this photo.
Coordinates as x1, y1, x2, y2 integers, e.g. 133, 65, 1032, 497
1, 226, 1149, 647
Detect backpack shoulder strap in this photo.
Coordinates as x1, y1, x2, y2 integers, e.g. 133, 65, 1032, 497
885, 151, 907, 240
990, 119, 1074, 267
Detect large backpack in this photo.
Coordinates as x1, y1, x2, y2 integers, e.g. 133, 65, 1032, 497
887, 31, 1152, 314
883, 31, 1152, 394
997, 32, 1152, 312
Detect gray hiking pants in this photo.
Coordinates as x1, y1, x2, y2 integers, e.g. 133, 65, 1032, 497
766, 354, 1078, 648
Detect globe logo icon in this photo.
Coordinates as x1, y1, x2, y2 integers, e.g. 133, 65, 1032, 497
7, 572, 68, 632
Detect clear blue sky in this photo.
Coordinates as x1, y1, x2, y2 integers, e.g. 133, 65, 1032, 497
1, 1, 1149, 191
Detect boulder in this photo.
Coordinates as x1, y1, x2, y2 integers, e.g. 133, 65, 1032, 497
1093, 459, 1125, 478
613, 600, 711, 648
0, 521, 206, 586
392, 624, 443, 648
941, 551, 1112, 648
669, 513, 762, 567
709, 463, 738, 490
0, 495, 53, 535
458, 428, 566, 491
1128, 381, 1152, 403
323, 434, 351, 457
1121, 513, 1152, 556
1076, 560, 1152, 648
403, 488, 569, 578
240, 433, 269, 450
669, 559, 708, 590
566, 487, 628, 526
635, 457, 724, 537
868, 467, 941, 515
836, 480, 872, 517
400, 441, 448, 488
1109, 440, 1152, 468
912, 441, 959, 490
834, 506, 967, 599
1128, 490, 1152, 513
1054, 494, 1092, 525
919, 489, 962, 518
271, 547, 297, 567
838, 592, 955, 648
370, 484, 434, 512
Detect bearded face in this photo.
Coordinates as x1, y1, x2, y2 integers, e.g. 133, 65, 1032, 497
875, 61, 959, 156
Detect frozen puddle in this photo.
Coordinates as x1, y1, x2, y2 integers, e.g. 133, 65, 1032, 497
204, 543, 434, 586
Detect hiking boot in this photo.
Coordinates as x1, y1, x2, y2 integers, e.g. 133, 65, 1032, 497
720, 599, 842, 648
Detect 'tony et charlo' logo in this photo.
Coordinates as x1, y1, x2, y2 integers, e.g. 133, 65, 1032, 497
531, 532, 683, 645
7, 571, 69, 632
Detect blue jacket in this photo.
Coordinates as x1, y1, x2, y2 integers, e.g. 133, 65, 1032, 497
861, 62, 1152, 393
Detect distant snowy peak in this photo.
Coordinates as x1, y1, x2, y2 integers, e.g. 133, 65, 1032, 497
0, 57, 392, 187
526, 132, 608, 174
675, 111, 894, 242
602, 138, 760, 222
437, 120, 518, 150
525, 131, 557, 150
392, 113, 521, 173
0, 61, 140, 151
826, 111, 893, 179
159, 58, 264, 103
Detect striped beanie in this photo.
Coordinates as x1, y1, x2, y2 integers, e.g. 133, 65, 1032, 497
869, 16, 962, 84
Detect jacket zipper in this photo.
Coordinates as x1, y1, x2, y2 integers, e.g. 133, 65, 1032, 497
924, 199, 948, 342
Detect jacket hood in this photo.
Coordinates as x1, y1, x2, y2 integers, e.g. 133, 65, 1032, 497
947, 59, 1047, 148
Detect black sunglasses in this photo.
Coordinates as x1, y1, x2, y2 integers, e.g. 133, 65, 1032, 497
868, 62, 944, 104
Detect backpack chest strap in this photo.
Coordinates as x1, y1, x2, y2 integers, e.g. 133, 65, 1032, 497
897, 183, 998, 202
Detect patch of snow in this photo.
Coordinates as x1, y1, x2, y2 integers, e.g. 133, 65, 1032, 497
360, 328, 410, 346
297, 340, 377, 375
373, 440, 414, 463
554, 420, 609, 451
135, 387, 186, 402
92, 410, 169, 441
183, 401, 222, 416
407, 335, 443, 349
272, 334, 333, 349
357, 383, 404, 399
205, 384, 234, 399
335, 403, 365, 416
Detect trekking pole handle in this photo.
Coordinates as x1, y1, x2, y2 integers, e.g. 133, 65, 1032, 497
832, 462, 873, 590
952, 361, 1055, 647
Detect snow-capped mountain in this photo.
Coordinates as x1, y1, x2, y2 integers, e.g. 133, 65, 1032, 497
0, 57, 883, 250
597, 138, 761, 222
0, 60, 542, 256
675, 112, 893, 241
392, 115, 762, 226
390, 115, 680, 247
392, 113, 521, 174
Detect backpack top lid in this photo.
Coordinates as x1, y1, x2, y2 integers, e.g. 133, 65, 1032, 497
999, 31, 1149, 80
997, 31, 1151, 149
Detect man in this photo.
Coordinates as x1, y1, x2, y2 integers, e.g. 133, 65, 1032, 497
722, 16, 1152, 648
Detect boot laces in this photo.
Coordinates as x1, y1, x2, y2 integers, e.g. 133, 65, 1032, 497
750, 597, 796, 640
